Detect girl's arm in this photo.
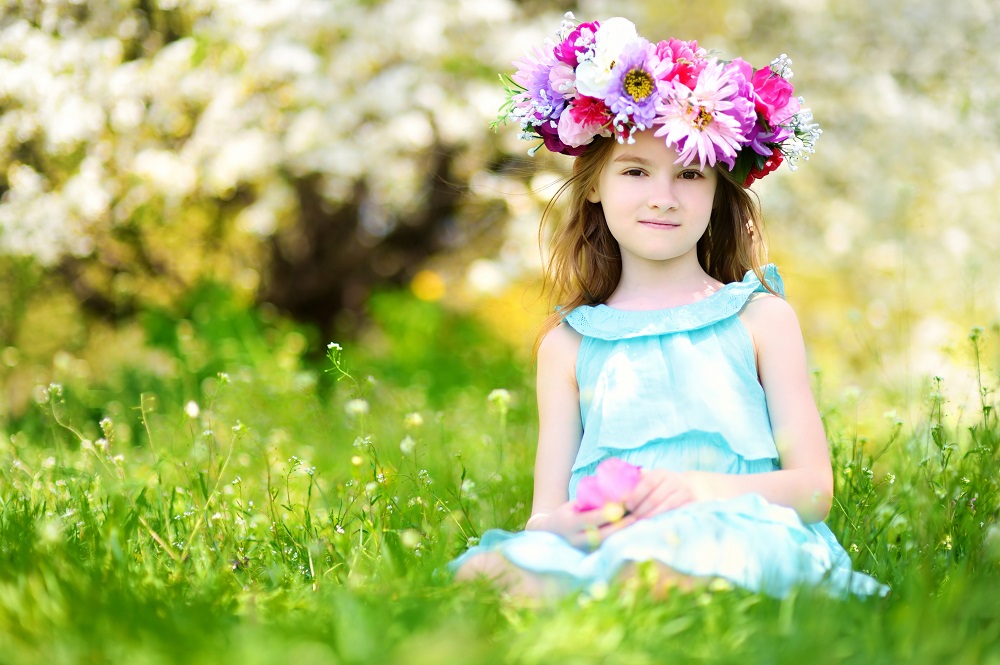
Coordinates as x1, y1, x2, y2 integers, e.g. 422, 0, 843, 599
626, 294, 834, 524
530, 322, 582, 517
527, 323, 635, 545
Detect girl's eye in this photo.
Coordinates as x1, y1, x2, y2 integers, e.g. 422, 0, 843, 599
622, 168, 646, 177
679, 170, 703, 180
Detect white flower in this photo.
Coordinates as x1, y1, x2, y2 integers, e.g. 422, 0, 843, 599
344, 398, 369, 417
399, 435, 416, 455
487, 389, 511, 410
184, 400, 200, 418
403, 412, 423, 429
574, 18, 639, 98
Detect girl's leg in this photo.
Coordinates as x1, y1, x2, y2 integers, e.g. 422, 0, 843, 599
454, 552, 564, 600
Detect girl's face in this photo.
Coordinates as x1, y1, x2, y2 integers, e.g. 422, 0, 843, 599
587, 130, 717, 268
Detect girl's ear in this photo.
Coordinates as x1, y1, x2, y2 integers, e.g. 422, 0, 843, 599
586, 187, 601, 204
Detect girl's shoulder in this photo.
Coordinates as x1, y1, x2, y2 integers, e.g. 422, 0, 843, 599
739, 291, 804, 355
538, 321, 583, 380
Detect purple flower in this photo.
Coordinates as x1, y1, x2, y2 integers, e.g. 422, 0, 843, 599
511, 45, 566, 126
604, 38, 660, 134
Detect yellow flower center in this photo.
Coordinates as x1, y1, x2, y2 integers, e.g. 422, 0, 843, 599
623, 68, 654, 101
691, 107, 713, 130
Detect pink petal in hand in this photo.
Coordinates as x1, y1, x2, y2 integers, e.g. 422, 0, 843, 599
574, 475, 605, 512
595, 458, 642, 503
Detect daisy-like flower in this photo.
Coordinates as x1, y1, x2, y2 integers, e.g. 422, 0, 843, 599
510, 45, 565, 130
653, 60, 756, 170
604, 38, 660, 137
575, 17, 639, 99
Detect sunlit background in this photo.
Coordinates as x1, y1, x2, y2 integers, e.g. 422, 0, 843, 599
2, 0, 998, 426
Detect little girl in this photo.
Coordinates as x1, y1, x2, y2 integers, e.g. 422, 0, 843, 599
452, 15, 887, 598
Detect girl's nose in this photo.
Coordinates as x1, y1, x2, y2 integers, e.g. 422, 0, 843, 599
647, 180, 679, 211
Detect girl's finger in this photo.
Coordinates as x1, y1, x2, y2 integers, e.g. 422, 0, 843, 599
631, 484, 675, 517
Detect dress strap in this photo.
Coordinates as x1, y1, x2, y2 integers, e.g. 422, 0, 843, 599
563, 264, 783, 340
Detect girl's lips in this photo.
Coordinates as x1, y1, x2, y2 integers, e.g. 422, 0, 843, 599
639, 220, 680, 228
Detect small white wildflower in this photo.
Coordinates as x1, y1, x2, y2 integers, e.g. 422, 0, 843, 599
849, 543, 859, 553
399, 435, 416, 455
467, 536, 480, 547
400, 529, 422, 549
335, 524, 345, 534
345, 399, 370, 417
403, 412, 424, 429
232, 476, 241, 485
461, 479, 477, 494
112, 454, 125, 464
48, 383, 64, 397
962, 477, 971, 484
327, 342, 342, 351
202, 429, 214, 439
33, 385, 50, 404
365, 481, 378, 493
218, 372, 230, 384
99, 418, 113, 436
408, 497, 424, 507
231, 421, 244, 434
95, 438, 109, 452
942, 535, 953, 550
210, 512, 223, 521
376, 472, 385, 483
184, 401, 200, 418
80, 439, 93, 451
885, 473, 896, 485
418, 469, 433, 486
487, 389, 511, 411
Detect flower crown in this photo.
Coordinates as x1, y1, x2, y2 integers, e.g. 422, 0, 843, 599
497, 14, 821, 187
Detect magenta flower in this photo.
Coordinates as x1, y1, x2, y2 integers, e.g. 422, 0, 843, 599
751, 68, 800, 126
553, 20, 600, 67
575, 458, 642, 519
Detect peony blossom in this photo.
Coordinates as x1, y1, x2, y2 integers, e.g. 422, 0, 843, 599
575, 457, 642, 522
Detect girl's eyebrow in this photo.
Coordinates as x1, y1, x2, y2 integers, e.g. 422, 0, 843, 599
612, 154, 654, 165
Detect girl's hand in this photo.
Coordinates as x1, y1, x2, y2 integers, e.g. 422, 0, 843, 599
527, 500, 635, 550
624, 470, 699, 519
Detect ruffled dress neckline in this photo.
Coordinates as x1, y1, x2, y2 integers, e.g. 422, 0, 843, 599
563, 264, 784, 340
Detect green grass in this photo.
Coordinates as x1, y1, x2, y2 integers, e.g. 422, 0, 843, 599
1, 312, 999, 664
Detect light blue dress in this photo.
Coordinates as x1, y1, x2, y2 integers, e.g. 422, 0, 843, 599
451, 265, 888, 598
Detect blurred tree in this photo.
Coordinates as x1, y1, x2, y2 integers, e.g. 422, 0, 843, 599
0, 0, 546, 338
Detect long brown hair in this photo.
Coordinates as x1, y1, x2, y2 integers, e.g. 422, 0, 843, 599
534, 136, 773, 355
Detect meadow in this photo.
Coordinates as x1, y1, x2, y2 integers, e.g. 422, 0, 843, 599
0, 290, 998, 665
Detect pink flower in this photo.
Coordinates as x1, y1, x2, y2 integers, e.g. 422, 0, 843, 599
751, 68, 800, 126
653, 38, 705, 88
575, 458, 642, 515
554, 20, 601, 67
